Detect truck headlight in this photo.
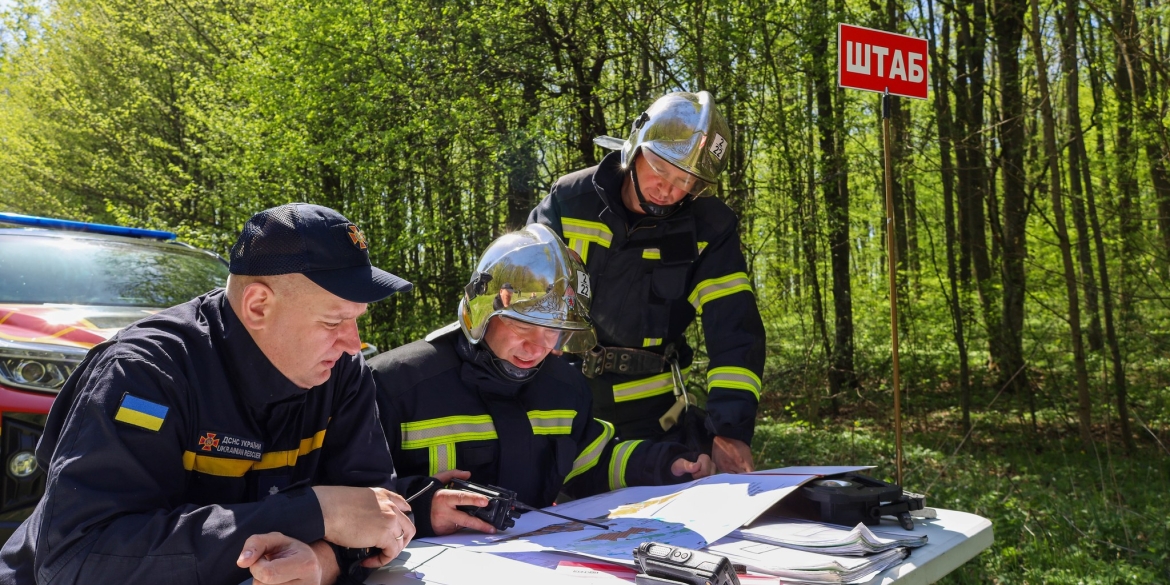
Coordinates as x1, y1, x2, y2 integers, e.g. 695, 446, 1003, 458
7, 451, 37, 478
0, 348, 85, 394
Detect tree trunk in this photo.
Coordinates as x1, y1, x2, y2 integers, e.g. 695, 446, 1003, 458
504, 82, 542, 230
1112, 0, 1141, 318
1124, 5, 1170, 265
1081, 3, 1136, 453
812, 0, 856, 396
925, 0, 971, 431
993, 0, 1029, 397
1058, 0, 1103, 352
1030, 0, 1093, 449
952, 0, 1000, 372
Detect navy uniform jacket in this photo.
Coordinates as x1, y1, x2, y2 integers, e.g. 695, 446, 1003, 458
528, 151, 766, 444
0, 290, 396, 585
369, 328, 696, 536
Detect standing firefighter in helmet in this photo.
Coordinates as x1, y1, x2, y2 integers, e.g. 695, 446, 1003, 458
368, 224, 714, 537
528, 91, 766, 473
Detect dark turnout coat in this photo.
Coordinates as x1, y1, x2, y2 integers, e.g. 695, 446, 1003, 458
528, 151, 766, 444
0, 290, 396, 585
370, 328, 697, 536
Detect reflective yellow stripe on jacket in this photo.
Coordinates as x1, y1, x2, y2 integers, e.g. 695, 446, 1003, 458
562, 218, 613, 263
688, 272, 752, 315
566, 419, 614, 482
612, 372, 674, 403
182, 428, 327, 477
608, 439, 643, 490
707, 366, 762, 401
527, 410, 575, 435
401, 415, 498, 476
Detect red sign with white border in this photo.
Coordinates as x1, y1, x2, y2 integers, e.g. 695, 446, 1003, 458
838, 23, 929, 100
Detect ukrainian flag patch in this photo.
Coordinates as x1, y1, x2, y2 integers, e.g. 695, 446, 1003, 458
114, 394, 169, 432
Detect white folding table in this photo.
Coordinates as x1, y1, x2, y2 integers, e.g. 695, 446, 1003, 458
367, 508, 992, 585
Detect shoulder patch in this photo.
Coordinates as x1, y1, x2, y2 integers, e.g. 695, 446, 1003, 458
114, 394, 169, 432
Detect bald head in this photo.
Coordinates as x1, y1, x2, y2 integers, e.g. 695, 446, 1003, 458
226, 272, 369, 388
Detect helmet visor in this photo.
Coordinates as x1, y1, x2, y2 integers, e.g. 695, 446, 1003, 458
643, 148, 715, 197
498, 316, 596, 353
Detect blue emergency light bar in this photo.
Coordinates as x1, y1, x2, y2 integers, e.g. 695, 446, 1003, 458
0, 212, 177, 240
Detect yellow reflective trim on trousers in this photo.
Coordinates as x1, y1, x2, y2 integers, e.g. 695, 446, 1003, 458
688, 272, 752, 315
182, 428, 327, 477
707, 366, 762, 401
401, 415, 497, 449
698, 242, 709, 254
612, 372, 674, 403
566, 419, 614, 482
562, 218, 613, 248
568, 237, 590, 263
528, 409, 576, 435
608, 440, 643, 490
642, 338, 663, 347
642, 248, 661, 260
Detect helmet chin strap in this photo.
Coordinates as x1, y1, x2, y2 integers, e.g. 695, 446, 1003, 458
630, 165, 691, 218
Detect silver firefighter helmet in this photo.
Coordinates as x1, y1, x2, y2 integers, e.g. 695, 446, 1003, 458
596, 90, 731, 194
458, 223, 597, 353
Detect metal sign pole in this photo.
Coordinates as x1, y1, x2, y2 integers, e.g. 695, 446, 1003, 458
882, 90, 904, 486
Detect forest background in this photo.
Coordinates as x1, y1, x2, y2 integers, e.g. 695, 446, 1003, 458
2, 0, 1169, 580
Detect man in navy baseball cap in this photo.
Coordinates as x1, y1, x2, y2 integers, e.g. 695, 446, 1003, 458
230, 203, 412, 302
0, 203, 419, 585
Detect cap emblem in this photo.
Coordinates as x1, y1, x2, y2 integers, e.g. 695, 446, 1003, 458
347, 224, 368, 250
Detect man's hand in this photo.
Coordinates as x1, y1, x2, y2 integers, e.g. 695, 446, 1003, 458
429, 469, 499, 535
670, 453, 716, 479
237, 532, 337, 585
711, 436, 755, 473
312, 486, 415, 568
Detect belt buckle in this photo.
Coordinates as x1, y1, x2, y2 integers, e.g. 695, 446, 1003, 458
582, 345, 606, 379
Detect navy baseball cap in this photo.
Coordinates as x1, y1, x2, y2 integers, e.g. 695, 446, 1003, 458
229, 203, 413, 303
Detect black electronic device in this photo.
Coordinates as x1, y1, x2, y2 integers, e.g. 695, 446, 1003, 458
632, 542, 741, 585
447, 478, 609, 531
799, 472, 926, 530
448, 478, 520, 531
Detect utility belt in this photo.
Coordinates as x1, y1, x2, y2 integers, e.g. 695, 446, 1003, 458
581, 343, 695, 432
581, 344, 680, 379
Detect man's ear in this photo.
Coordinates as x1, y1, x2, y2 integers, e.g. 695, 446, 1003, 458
238, 282, 276, 330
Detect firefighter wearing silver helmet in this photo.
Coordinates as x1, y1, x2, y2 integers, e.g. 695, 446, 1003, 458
369, 224, 715, 538
528, 90, 766, 474
459, 223, 597, 367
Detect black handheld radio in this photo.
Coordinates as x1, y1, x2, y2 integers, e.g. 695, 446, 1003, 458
447, 478, 609, 532
632, 542, 741, 585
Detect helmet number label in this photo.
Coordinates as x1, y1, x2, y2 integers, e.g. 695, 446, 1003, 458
708, 133, 727, 160
577, 270, 592, 298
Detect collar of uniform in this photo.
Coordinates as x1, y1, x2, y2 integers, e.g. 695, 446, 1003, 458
216, 291, 309, 406
593, 151, 632, 225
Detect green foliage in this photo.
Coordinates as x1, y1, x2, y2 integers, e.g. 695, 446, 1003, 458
754, 420, 1170, 582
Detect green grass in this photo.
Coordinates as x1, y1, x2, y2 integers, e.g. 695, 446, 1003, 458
751, 413, 1170, 583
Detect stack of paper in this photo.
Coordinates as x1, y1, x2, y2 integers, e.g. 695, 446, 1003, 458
731, 518, 927, 556
706, 538, 910, 584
